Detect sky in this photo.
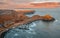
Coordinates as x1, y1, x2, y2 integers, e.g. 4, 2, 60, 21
0, 0, 60, 3
0, 0, 60, 9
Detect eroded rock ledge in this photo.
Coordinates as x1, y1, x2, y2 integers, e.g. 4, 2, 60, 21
0, 10, 55, 35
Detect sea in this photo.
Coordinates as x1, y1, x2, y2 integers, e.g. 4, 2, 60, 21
2, 8, 60, 38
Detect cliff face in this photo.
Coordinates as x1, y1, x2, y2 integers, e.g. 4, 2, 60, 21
0, 10, 35, 27
0, 10, 17, 25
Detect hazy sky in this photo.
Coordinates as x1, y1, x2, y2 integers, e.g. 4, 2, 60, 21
0, 0, 60, 3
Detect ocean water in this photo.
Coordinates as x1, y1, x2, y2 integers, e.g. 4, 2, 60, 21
3, 8, 60, 38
